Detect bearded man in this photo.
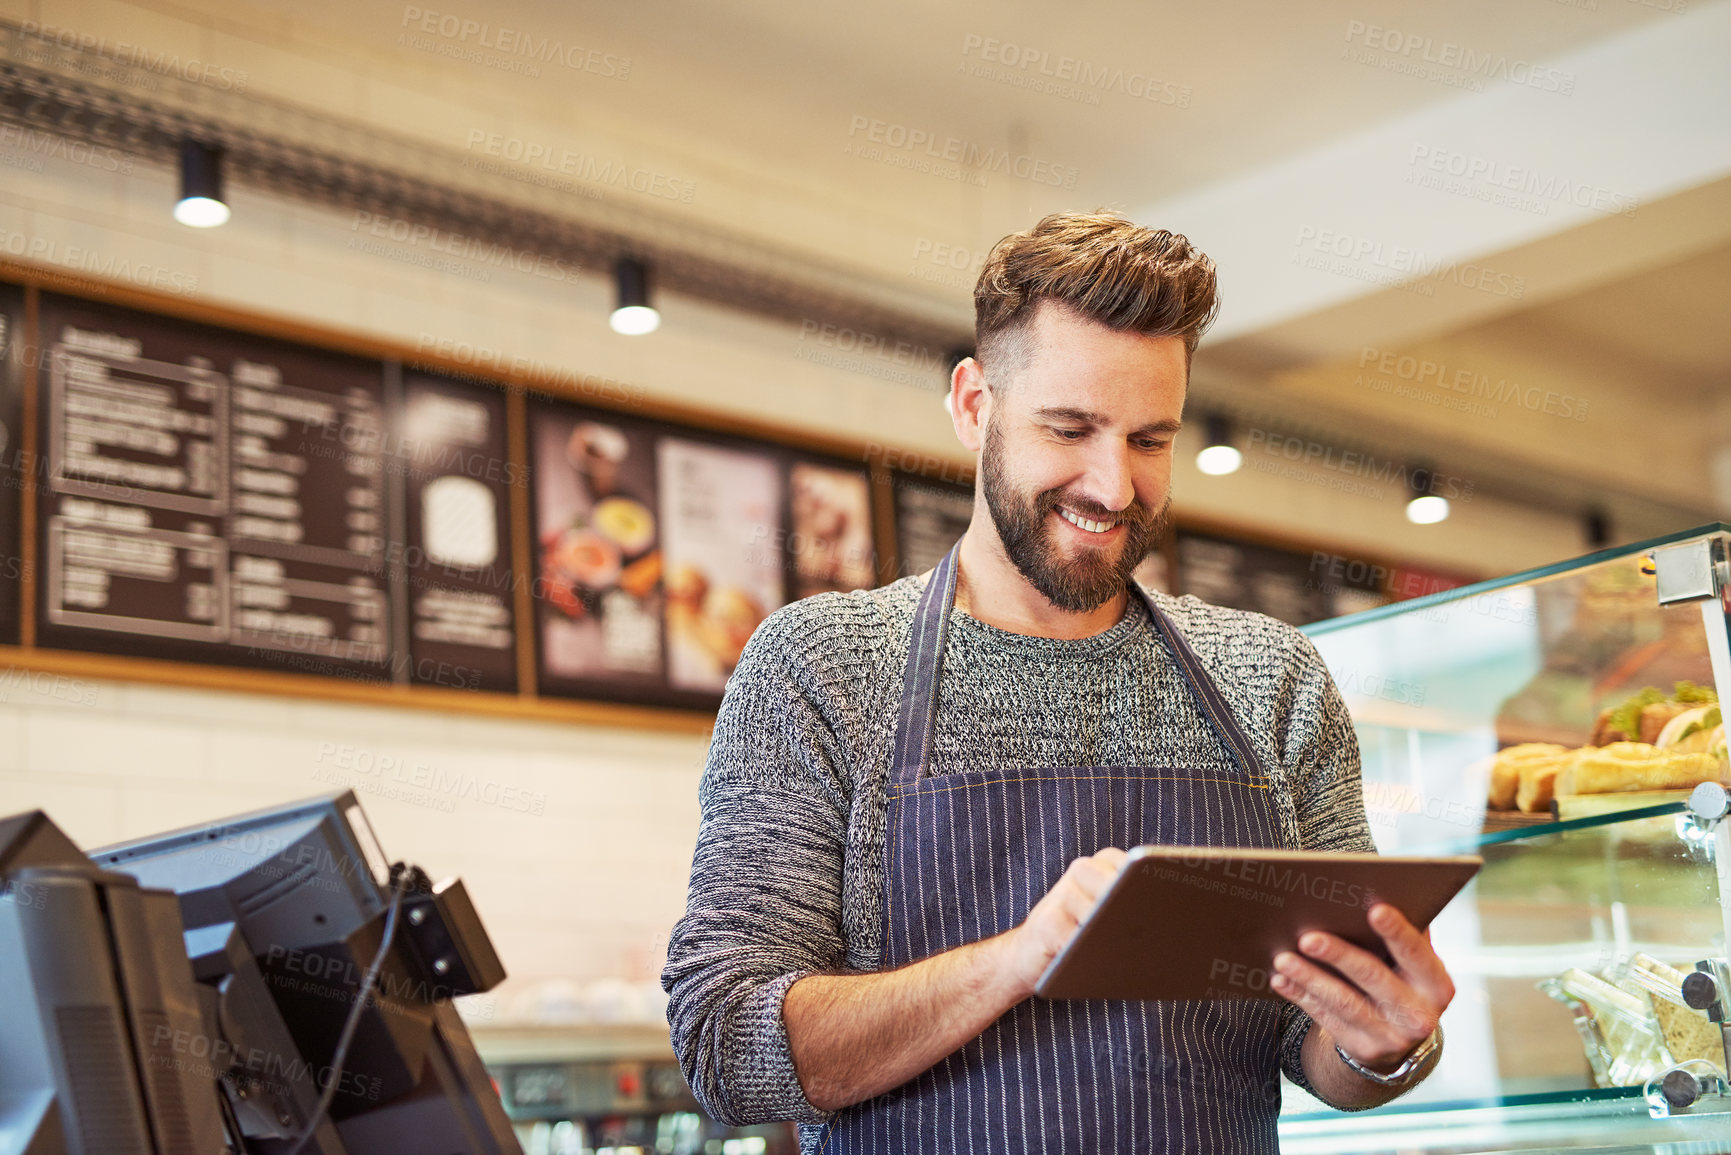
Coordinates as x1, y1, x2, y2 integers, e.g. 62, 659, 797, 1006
662, 211, 1453, 1154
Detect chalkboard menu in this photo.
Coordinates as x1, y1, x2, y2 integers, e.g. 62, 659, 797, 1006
35, 294, 394, 678
399, 370, 517, 692
0, 271, 1467, 720
0, 284, 22, 645
529, 397, 875, 708
892, 474, 973, 577
1175, 530, 1384, 626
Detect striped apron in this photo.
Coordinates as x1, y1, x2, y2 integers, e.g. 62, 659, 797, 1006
817, 544, 1287, 1154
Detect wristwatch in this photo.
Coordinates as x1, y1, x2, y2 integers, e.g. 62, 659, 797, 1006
1334, 1027, 1441, 1086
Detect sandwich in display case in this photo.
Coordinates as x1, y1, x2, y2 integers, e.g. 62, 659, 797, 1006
1282, 523, 1731, 1153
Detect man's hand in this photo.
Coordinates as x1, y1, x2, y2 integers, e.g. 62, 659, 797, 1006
785, 847, 1128, 1112
1273, 902, 1453, 1081
999, 847, 1129, 998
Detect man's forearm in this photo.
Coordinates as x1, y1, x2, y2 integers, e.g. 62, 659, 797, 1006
784, 931, 1027, 1112
1299, 1020, 1436, 1110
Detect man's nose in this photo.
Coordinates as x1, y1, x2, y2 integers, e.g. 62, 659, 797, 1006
1078, 443, 1136, 514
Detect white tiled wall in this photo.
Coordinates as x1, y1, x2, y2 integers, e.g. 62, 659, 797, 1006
0, 667, 710, 1003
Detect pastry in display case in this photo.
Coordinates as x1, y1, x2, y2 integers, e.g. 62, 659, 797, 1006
1281, 524, 1731, 1154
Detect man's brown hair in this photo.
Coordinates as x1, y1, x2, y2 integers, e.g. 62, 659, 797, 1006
972, 210, 1219, 382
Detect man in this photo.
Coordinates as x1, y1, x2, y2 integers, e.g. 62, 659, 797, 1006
663, 212, 1454, 1153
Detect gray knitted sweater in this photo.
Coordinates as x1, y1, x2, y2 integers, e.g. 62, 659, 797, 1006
662, 574, 1374, 1147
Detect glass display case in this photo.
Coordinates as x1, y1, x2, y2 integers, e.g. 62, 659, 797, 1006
1281, 524, 1731, 1153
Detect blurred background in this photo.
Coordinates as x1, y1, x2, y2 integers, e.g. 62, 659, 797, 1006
0, 1, 1727, 1151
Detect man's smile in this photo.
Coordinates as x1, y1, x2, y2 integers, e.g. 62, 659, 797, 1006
1055, 505, 1123, 536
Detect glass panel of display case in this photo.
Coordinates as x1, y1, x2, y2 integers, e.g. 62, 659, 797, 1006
1285, 525, 1731, 1145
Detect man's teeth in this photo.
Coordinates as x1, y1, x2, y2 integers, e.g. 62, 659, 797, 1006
1058, 508, 1116, 534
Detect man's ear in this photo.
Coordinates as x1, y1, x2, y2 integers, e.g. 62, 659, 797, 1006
950, 357, 991, 453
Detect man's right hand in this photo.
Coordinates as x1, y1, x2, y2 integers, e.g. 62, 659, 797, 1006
786, 845, 1129, 1112
997, 847, 1129, 998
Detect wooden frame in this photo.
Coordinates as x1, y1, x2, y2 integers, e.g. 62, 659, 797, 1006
0, 256, 1480, 733
0, 257, 922, 732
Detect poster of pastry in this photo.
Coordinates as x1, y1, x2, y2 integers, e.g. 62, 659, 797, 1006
788, 460, 875, 598
658, 437, 783, 694
530, 401, 666, 699
401, 370, 516, 692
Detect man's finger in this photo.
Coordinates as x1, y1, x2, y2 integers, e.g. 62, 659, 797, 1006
1369, 904, 1454, 1000
1066, 855, 1120, 900
1270, 953, 1388, 1057
1295, 931, 1413, 1013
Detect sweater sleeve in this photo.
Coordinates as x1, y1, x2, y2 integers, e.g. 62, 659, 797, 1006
1275, 632, 1378, 1101
661, 600, 862, 1126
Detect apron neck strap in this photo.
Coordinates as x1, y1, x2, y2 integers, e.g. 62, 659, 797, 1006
890, 542, 1267, 785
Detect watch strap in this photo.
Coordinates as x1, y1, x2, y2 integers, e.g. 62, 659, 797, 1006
1335, 1026, 1441, 1086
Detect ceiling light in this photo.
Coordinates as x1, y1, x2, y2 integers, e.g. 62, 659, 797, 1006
609, 256, 659, 335
173, 139, 229, 228
1405, 465, 1449, 524
1196, 414, 1241, 476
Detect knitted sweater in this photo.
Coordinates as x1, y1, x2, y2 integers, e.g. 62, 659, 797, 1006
662, 574, 1374, 1149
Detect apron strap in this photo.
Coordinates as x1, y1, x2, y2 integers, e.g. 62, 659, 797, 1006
890, 542, 1267, 784
890, 542, 962, 784
1133, 584, 1268, 782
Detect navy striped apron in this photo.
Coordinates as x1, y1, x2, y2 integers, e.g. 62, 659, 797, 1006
817, 544, 1286, 1154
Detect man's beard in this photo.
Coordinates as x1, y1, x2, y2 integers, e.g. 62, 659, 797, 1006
980, 418, 1172, 613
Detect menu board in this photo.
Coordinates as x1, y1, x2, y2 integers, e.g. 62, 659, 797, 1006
659, 436, 784, 695
788, 461, 875, 599
1176, 530, 1384, 626
530, 400, 668, 702
400, 371, 517, 691
0, 284, 22, 645
35, 295, 394, 679
529, 397, 878, 707
893, 474, 973, 577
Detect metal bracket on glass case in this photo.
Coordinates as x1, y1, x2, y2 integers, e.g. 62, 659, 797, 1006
1647, 783, 1731, 1118
1650, 536, 1729, 608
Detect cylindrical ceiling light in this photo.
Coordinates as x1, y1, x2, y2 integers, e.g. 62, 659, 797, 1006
173, 139, 230, 228
609, 256, 660, 335
1405, 464, 1450, 525
1585, 508, 1611, 549
1195, 413, 1242, 476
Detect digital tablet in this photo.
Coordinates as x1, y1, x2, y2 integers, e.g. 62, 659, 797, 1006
1034, 846, 1482, 1002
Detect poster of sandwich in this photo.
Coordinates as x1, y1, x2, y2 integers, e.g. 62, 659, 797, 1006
657, 437, 784, 694
530, 401, 666, 699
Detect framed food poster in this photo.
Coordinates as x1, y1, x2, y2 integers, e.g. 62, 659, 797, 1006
529, 399, 667, 702
658, 436, 784, 696
787, 459, 875, 599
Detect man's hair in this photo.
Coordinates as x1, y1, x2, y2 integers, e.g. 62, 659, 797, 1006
972, 210, 1219, 383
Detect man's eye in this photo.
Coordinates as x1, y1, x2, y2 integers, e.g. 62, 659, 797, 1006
1053, 428, 1087, 440
1136, 439, 1170, 452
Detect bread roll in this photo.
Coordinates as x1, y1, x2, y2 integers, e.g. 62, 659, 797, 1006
1555, 742, 1723, 796
1639, 701, 1693, 745
1488, 743, 1572, 811
1516, 760, 1567, 813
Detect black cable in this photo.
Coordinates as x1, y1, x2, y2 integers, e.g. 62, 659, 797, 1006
282, 870, 410, 1155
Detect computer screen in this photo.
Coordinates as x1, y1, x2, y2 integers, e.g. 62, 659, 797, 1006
92, 791, 521, 1155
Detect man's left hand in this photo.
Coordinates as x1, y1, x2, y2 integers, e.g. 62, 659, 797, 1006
1270, 902, 1453, 1073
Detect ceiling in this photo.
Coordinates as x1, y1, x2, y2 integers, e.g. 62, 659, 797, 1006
53, 0, 1731, 525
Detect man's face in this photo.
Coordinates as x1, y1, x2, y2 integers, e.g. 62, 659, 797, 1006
973, 304, 1185, 612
